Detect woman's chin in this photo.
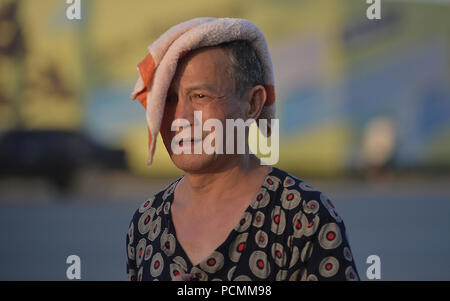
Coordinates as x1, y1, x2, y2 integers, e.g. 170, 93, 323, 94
170, 153, 216, 173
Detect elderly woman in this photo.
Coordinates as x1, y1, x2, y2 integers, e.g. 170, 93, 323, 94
126, 17, 359, 281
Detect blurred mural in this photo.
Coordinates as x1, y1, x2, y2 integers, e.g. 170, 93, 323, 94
1, 0, 450, 280
1, 0, 449, 180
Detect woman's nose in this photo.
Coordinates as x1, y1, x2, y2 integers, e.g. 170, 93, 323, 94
174, 95, 195, 124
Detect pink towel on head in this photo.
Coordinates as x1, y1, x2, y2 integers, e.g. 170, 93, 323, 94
130, 17, 276, 166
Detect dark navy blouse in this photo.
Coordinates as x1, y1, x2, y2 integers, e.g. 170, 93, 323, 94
126, 166, 359, 281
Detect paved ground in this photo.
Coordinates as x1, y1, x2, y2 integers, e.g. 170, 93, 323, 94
1, 170, 449, 280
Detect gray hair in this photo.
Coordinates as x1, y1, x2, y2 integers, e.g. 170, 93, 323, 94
218, 40, 264, 98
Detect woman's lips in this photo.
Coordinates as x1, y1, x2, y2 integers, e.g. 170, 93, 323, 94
178, 139, 202, 146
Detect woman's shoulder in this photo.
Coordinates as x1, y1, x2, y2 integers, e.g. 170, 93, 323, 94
268, 166, 344, 224
129, 177, 181, 225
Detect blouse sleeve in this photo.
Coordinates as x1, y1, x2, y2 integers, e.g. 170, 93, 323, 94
126, 212, 138, 281
300, 195, 360, 281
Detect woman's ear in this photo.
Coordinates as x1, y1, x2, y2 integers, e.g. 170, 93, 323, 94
246, 85, 267, 120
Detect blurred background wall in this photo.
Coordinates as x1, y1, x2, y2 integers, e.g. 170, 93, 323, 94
1, 0, 450, 280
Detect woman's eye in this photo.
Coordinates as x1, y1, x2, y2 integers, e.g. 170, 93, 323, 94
195, 94, 205, 99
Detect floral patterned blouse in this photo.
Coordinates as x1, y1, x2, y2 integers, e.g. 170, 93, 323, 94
126, 166, 359, 281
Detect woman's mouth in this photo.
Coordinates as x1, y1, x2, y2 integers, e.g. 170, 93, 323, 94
178, 139, 202, 146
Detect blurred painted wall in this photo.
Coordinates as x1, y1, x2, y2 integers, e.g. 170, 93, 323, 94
1, 0, 449, 177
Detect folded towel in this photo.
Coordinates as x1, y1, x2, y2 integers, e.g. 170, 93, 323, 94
130, 17, 276, 166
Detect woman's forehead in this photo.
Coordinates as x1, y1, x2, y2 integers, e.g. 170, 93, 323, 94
171, 47, 232, 91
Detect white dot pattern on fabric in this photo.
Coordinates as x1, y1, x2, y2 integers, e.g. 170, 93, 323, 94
126, 167, 359, 281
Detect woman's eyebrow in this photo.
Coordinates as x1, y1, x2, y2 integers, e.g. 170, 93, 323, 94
184, 84, 217, 94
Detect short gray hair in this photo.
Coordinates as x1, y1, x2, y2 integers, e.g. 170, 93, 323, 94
218, 40, 264, 98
